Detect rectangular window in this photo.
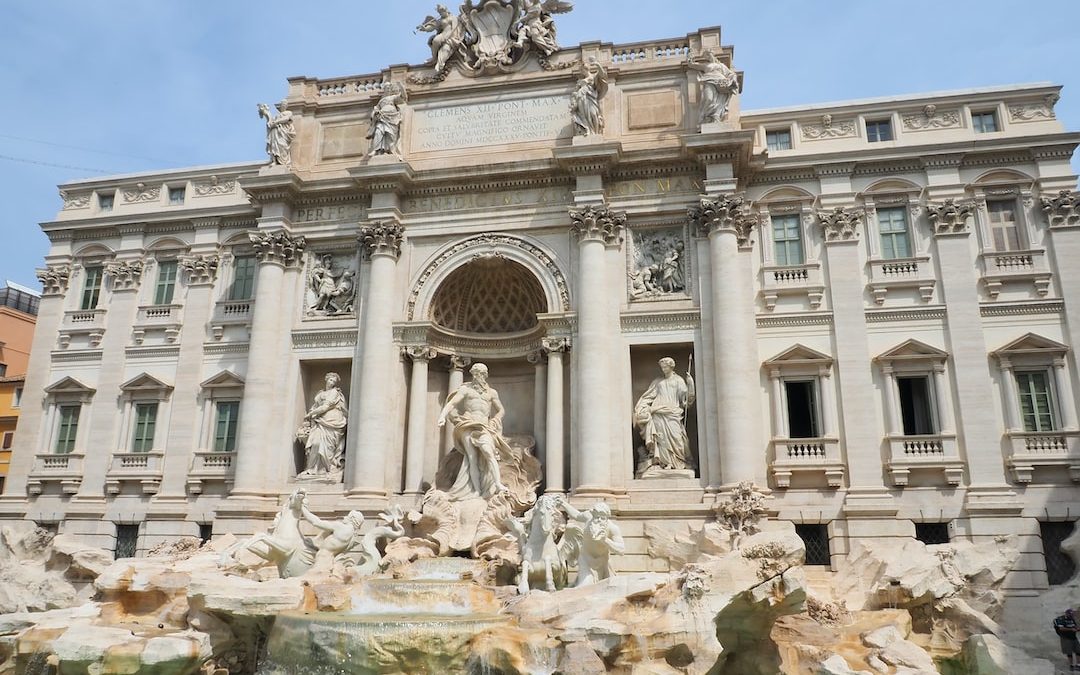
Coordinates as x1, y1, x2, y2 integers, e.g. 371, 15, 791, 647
214, 401, 240, 452
12, 388, 21, 408
98, 192, 114, 212
114, 524, 139, 559
1017, 370, 1057, 432
897, 375, 936, 435
81, 266, 104, 310
1042, 521, 1077, 586
168, 186, 185, 204
914, 521, 950, 545
229, 256, 257, 301
55, 405, 80, 454
877, 207, 912, 260
771, 214, 804, 266
784, 380, 820, 438
2, 432, 13, 450
0, 364, 6, 377
987, 200, 1022, 251
153, 261, 178, 305
766, 128, 792, 152
972, 111, 998, 133
795, 524, 831, 566
866, 119, 893, 142
131, 402, 158, 453
199, 523, 213, 544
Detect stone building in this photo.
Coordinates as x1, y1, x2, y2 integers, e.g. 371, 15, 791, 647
2, 19, 1079, 618
0, 282, 39, 492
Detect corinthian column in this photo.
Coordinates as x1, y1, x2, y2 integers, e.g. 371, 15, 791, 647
347, 222, 405, 498
231, 231, 306, 498
570, 204, 625, 495
690, 194, 760, 487
542, 336, 570, 494
403, 345, 436, 496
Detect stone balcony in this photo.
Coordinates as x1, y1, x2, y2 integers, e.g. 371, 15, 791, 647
132, 304, 183, 345
978, 249, 1052, 299
886, 434, 963, 486
760, 262, 825, 311
186, 451, 235, 494
58, 308, 107, 348
770, 437, 845, 489
104, 452, 165, 495
1005, 430, 1080, 483
867, 256, 936, 305
210, 300, 253, 340
26, 453, 84, 496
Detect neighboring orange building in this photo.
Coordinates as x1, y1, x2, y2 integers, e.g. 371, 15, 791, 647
0, 282, 39, 492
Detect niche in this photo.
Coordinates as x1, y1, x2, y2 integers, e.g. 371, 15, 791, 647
628, 343, 698, 479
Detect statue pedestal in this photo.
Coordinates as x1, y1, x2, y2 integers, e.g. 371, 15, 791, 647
572, 134, 609, 147
636, 467, 697, 480
258, 163, 293, 176
366, 153, 404, 166
699, 121, 740, 134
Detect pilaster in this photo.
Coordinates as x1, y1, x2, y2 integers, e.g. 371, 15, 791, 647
1043, 190, 1080, 437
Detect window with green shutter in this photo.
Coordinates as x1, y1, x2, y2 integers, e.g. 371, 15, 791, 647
771, 214, 804, 266
153, 261, 178, 305
1017, 370, 1057, 432
877, 207, 911, 260
81, 266, 103, 310
214, 401, 240, 452
55, 405, 81, 454
132, 402, 158, 452
230, 256, 257, 301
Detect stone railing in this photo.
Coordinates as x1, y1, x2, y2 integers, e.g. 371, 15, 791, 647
769, 437, 844, 489
132, 304, 183, 345
314, 75, 385, 99
1006, 430, 1080, 483
611, 40, 690, 65
886, 434, 962, 486
978, 249, 1051, 299
63, 308, 107, 327
27, 453, 85, 496
210, 300, 254, 341
866, 256, 935, 305
105, 452, 165, 495
187, 451, 236, 494
760, 262, 825, 310
137, 304, 182, 323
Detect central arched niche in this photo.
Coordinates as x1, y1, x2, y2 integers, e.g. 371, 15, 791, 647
430, 256, 548, 334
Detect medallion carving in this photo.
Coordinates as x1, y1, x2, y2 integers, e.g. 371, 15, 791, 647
192, 175, 236, 197
801, 114, 856, 140
60, 191, 90, 210
122, 183, 160, 204
902, 104, 960, 131
1008, 93, 1059, 122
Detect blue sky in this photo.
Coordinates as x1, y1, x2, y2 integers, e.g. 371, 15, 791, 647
2, 0, 1078, 289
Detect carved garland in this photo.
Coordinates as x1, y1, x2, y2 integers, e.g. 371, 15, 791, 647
688, 194, 758, 248
406, 233, 572, 321
926, 199, 975, 235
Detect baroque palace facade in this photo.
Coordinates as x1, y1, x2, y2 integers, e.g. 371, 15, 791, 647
3, 21, 1080, 608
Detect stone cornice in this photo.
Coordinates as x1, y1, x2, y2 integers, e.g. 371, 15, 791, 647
552, 141, 623, 176
689, 194, 757, 248
249, 230, 307, 267
359, 221, 405, 260
349, 160, 415, 193
569, 204, 626, 245
239, 172, 305, 206
926, 199, 976, 236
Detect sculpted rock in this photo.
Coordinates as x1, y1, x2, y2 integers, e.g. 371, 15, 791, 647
818, 654, 874, 675
960, 633, 1054, 675
0, 527, 113, 614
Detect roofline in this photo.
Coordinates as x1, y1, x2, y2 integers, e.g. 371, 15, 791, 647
59, 160, 266, 190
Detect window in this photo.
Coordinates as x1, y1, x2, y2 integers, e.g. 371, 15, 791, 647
12, 388, 21, 408
795, 524, 831, 566
972, 111, 998, 133
866, 118, 893, 142
2, 432, 12, 449
897, 375, 936, 435
131, 403, 158, 452
81, 266, 104, 310
771, 214, 804, 266
785, 380, 819, 438
168, 186, 185, 204
877, 207, 912, 260
1041, 521, 1077, 586
98, 192, 114, 212
914, 522, 950, 545
1017, 370, 1057, 432
0, 364, 6, 377
198, 523, 213, 544
55, 405, 80, 454
766, 128, 792, 152
153, 261, 178, 305
986, 200, 1021, 251
114, 524, 139, 559
213, 401, 240, 452
229, 256, 257, 301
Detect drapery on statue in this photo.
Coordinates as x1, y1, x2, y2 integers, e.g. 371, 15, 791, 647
367, 82, 407, 158
634, 357, 696, 476
514, 0, 564, 55
296, 372, 348, 478
570, 57, 607, 137
308, 254, 355, 316
437, 362, 511, 500
257, 100, 296, 167
687, 51, 738, 125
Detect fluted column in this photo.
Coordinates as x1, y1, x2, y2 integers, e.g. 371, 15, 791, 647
543, 337, 570, 493
570, 204, 624, 495
403, 346, 436, 495
231, 231, 306, 498
347, 222, 405, 498
690, 194, 760, 486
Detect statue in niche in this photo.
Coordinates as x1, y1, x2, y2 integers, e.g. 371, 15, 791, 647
367, 82, 407, 158
296, 372, 348, 479
570, 57, 607, 137
562, 501, 625, 586
630, 231, 686, 299
687, 51, 738, 126
634, 357, 696, 477
307, 254, 356, 316
257, 100, 296, 167
437, 362, 511, 500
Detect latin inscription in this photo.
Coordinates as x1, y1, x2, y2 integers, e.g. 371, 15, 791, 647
294, 205, 365, 224
411, 96, 570, 152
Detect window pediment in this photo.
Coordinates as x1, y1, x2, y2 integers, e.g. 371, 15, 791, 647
992, 333, 1068, 360
200, 370, 246, 390
44, 376, 96, 396
764, 344, 833, 368
875, 339, 948, 366
119, 373, 174, 399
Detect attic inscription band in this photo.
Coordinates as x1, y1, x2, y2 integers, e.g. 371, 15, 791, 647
411, 95, 570, 152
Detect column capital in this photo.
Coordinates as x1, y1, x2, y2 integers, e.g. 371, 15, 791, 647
569, 204, 625, 246
178, 254, 221, 286
1042, 189, 1080, 229
36, 265, 71, 296
541, 336, 571, 354
104, 260, 144, 292
815, 206, 863, 244
402, 345, 437, 363
926, 199, 975, 236
689, 194, 758, 248
249, 230, 306, 267
359, 221, 405, 260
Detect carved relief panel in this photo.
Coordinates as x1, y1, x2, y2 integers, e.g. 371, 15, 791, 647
627, 225, 691, 302
304, 251, 359, 318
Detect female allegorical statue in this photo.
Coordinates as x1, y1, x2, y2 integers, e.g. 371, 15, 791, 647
633, 357, 696, 475
687, 51, 738, 125
257, 100, 296, 167
297, 372, 348, 478
570, 58, 607, 137
367, 82, 407, 157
